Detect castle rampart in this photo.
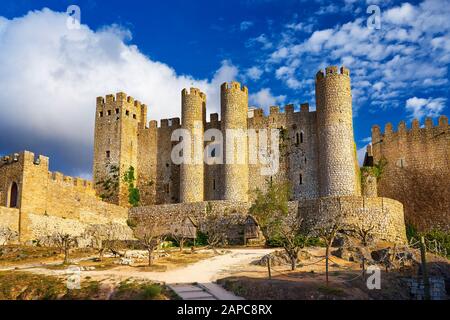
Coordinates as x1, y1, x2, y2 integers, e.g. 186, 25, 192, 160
367, 116, 450, 231
0, 151, 128, 241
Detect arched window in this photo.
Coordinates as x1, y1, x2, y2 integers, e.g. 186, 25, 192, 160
9, 182, 18, 208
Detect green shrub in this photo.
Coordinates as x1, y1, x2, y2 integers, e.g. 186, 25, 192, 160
141, 284, 162, 299
195, 231, 208, 246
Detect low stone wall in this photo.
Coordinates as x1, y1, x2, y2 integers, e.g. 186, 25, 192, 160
131, 197, 407, 245
0, 206, 20, 232
20, 212, 133, 245
129, 201, 252, 244
298, 196, 407, 244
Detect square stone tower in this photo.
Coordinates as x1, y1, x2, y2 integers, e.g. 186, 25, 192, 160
93, 92, 147, 206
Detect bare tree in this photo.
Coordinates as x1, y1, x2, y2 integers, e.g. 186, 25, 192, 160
0, 227, 18, 246
201, 213, 241, 254
87, 223, 131, 261
128, 214, 169, 266
312, 215, 346, 286
170, 217, 197, 252
52, 233, 78, 264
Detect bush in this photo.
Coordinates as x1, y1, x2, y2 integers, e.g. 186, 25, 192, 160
407, 224, 450, 259
141, 284, 162, 299
195, 231, 208, 247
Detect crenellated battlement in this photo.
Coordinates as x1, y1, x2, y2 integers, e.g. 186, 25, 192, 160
221, 81, 248, 95
372, 116, 449, 142
182, 87, 206, 101
316, 66, 350, 81
49, 171, 94, 191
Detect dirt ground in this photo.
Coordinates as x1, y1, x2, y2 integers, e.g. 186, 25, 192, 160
217, 247, 450, 300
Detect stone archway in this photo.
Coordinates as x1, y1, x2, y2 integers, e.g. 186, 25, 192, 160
9, 182, 18, 208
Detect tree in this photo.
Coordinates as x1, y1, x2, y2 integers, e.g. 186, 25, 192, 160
201, 213, 238, 253
128, 214, 168, 266
0, 227, 18, 246
170, 218, 196, 252
52, 233, 78, 265
249, 180, 305, 270
123, 166, 140, 207
312, 215, 346, 286
87, 223, 131, 261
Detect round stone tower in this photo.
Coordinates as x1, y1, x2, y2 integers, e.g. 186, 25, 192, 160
316, 66, 359, 197
221, 81, 249, 202
180, 88, 206, 203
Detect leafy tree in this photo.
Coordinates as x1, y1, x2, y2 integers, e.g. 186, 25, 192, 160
249, 180, 305, 270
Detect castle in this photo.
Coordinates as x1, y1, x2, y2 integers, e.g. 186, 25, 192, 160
93, 66, 360, 206
5, 65, 443, 244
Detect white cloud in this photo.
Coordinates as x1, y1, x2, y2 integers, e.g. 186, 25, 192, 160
0, 9, 239, 175
246, 33, 273, 50
260, 0, 450, 113
240, 21, 254, 31
405, 97, 446, 120
246, 66, 263, 81
357, 144, 369, 166
249, 88, 286, 111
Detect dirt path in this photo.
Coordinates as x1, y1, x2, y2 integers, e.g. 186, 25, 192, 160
12, 248, 274, 300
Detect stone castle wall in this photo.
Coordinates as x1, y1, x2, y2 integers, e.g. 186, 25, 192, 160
0, 151, 128, 241
369, 117, 449, 231
298, 196, 407, 244
0, 207, 20, 232
130, 197, 407, 244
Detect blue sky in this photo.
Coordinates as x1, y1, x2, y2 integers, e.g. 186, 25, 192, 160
0, 0, 448, 177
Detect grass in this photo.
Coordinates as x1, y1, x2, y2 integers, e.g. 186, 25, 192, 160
0, 245, 96, 266
0, 271, 176, 300
111, 280, 172, 300
317, 285, 346, 297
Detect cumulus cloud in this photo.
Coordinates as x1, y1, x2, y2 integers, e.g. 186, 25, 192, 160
246, 66, 263, 81
0, 9, 238, 177
249, 88, 286, 111
257, 0, 450, 113
405, 97, 446, 120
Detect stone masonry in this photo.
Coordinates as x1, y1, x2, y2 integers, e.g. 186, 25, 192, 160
0, 66, 416, 244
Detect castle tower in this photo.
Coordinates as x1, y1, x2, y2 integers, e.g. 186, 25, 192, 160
221, 82, 249, 202
180, 88, 206, 203
93, 92, 147, 206
315, 66, 359, 197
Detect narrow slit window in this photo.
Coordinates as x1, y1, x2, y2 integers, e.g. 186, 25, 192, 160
299, 174, 303, 185
213, 179, 216, 191
106, 151, 111, 159
300, 132, 304, 143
